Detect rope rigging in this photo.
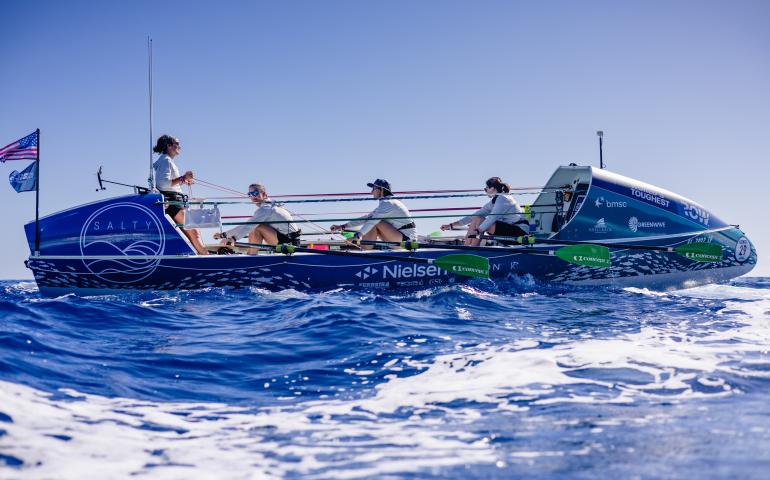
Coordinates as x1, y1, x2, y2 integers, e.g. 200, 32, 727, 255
179, 177, 563, 236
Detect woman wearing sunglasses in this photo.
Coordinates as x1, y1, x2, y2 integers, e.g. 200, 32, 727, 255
152, 134, 209, 255
214, 183, 300, 254
440, 177, 529, 246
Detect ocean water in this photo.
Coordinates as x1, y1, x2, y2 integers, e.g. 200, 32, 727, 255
1, 277, 769, 479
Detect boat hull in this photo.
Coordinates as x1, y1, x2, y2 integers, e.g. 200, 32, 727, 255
26, 226, 756, 296
23, 171, 758, 296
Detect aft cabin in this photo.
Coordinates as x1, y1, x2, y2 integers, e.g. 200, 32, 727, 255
527, 164, 727, 241
528, 165, 593, 237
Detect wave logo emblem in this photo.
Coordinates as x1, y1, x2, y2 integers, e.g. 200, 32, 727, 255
628, 216, 666, 233
79, 203, 165, 284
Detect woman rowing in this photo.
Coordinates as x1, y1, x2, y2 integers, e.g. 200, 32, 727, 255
214, 183, 300, 254
440, 176, 529, 246
153, 134, 209, 255
330, 179, 416, 249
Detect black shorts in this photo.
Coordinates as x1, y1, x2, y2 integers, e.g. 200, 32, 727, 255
277, 230, 302, 246
494, 221, 529, 243
160, 191, 187, 219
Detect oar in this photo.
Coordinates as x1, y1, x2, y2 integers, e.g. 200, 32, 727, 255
477, 234, 723, 263
356, 240, 612, 269
233, 242, 490, 279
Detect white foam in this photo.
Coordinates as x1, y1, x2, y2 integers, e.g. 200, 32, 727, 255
672, 283, 770, 301
0, 380, 498, 479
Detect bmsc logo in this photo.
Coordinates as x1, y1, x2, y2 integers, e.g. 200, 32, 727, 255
79, 203, 165, 283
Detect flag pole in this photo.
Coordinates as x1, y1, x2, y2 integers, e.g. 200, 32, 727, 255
148, 36, 154, 190
34, 128, 40, 255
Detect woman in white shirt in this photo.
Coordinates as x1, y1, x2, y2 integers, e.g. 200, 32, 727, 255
152, 135, 209, 255
441, 177, 529, 246
214, 183, 300, 254
330, 179, 416, 249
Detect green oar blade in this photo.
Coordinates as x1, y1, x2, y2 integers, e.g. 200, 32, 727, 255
554, 244, 611, 268
433, 254, 490, 279
674, 242, 722, 262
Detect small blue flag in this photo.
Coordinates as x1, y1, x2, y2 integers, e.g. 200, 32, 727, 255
9, 161, 37, 192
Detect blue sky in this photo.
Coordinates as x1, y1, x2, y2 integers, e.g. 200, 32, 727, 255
1, 0, 768, 278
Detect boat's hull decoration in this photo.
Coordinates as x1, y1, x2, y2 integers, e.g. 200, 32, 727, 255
24, 168, 757, 296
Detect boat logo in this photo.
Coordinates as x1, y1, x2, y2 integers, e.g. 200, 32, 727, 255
594, 196, 627, 208
355, 266, 379, 279
628, 216, 666, 233
589, 217, 611, 234
79, 203, 165, 284
682, 202, 710, 226
734, 236, 751, 263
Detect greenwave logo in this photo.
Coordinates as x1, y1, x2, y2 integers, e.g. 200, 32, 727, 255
628, 216, 666, 233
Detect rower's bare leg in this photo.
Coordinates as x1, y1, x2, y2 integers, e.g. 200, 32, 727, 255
174, 210, 209, 255
257, 225, 280, 246
465, 217, 484, 246
374, 222, 405, 249
247, 228, 265, 255
360, 227, 380, 250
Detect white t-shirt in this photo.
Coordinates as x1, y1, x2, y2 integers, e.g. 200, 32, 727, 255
458, 194, 527, 232
224, 202, 299, 240
345, 198, 416, 240
153, 154, 182, 193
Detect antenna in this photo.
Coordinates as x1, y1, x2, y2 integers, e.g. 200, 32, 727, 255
148, 36, 154, 190
96, 166, 105, 191
96, 165, 150, 194
596, 130, 605, 169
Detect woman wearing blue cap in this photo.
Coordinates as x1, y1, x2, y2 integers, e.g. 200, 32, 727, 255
330, 179, 416, 248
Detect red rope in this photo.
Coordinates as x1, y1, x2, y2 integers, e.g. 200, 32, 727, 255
220, 206, 483, 219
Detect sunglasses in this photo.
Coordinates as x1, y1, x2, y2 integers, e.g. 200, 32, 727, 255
248, 190, 262, 197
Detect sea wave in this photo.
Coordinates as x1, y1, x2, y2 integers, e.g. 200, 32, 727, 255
1, 278, 769, 478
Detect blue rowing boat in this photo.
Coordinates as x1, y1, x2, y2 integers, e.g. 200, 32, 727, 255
24, 165, 756, 296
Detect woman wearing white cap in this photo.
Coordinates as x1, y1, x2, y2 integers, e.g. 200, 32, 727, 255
330, 179, 416, 248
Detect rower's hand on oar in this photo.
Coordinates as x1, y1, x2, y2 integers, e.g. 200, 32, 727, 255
330, 224, 345, 233
344, 232, 363, 249
182, 171, 194, 185
213, 232, 234, 245
440, 223, 452, 231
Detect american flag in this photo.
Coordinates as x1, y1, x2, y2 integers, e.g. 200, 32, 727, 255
0, 131, 39, 163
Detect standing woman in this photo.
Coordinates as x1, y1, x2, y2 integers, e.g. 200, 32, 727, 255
440, 177, 529, 246
153, 135, 209, 255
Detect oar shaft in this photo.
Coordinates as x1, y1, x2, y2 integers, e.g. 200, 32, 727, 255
357, 239, 558, 255
233, 242, 435, 265
478, 234, 670, 252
